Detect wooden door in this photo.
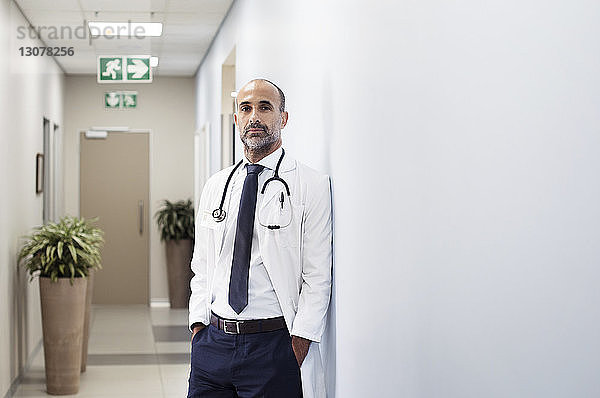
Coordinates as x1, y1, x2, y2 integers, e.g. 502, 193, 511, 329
80, 131, 149, 304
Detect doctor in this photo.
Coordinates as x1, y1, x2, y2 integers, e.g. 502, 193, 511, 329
188, 79, 332, 398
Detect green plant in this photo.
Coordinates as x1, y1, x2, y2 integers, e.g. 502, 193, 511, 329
155, 199, 195, 241
18, 216, 104, 282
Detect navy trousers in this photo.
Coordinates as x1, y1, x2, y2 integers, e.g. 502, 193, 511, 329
188, 324, 303, 398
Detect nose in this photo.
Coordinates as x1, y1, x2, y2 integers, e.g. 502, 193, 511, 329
249, 107, 260, 123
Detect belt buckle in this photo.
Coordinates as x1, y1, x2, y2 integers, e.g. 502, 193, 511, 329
223, 320, 241, 334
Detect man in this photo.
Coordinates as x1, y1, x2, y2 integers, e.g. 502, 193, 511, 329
188, 79, 332, 398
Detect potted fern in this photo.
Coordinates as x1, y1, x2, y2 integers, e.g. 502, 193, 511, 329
155, 199, 194, 308
18, 216, 103, 395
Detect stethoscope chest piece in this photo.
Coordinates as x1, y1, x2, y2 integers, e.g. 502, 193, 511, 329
212, 208, 226, 222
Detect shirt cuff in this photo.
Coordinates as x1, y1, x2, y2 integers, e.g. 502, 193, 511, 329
290, 328, 320, 343
190, 322, 206, 332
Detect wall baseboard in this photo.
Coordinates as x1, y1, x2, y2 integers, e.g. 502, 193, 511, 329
3, 338, 43, 398
3, 375, 21, 398
150, 299, 171, 308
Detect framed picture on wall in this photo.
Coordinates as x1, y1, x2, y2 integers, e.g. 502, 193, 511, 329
36, 153, 44, 194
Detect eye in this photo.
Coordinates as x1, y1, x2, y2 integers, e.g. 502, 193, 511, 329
260, 105, 271, 111
240, 105, 251, 112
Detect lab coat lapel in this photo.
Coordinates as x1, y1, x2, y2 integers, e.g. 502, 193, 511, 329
257, 154, 298, 331
257, 218, 295, 330
215, 173, 232, 258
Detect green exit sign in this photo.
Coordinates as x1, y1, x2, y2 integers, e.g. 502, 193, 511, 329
98, 56, 152, 83
105, 91, 138, 109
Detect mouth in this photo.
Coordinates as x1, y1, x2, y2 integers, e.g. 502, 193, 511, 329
246, 129, 265, 134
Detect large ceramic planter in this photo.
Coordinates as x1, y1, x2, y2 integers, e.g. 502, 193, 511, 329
40, 277, 87, 395
81, 270, 95, 372
165, 239, 193, 308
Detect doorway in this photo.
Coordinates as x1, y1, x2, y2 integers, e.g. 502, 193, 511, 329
42, 118, 53, 223
79, 131, 150, 304
221, 47, 236, 168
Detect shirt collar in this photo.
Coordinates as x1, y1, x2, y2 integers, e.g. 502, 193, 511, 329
242, 146, 283, 172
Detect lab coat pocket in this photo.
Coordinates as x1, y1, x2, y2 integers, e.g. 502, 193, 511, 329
274, 204, 303, 248
199, 208, 221, 230
259, 195, 303, 248
199, 209, 225, 257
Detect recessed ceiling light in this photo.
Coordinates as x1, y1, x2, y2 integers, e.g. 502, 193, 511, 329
150, 56, 159, 67
88, 22, 163, 38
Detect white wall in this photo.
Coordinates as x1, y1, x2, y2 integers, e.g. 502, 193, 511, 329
0, 0, 65, 395
195, 1, 600, 397
63, 75, 195, 303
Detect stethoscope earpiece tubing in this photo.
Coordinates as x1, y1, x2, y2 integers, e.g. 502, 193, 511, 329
212, 149, 289, 223
260, 176, 290, 196
213, 159, 244, 223
260, 148, 290, 195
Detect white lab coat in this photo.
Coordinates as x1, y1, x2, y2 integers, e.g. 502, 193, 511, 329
189, 151, 332, 398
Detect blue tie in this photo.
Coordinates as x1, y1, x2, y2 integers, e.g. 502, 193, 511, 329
229, 163, 264, 314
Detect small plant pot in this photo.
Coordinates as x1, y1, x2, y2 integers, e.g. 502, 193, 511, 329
40, 277, 87, 395
165, 239, 193, 308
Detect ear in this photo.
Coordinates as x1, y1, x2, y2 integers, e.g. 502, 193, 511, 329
281, 111, 288, 129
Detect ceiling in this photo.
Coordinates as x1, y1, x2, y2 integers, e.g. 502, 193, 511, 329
14, 0, 234, 76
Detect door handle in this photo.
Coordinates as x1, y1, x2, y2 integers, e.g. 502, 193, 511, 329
138, 200, 144, 235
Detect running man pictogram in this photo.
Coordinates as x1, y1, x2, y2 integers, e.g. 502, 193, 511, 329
102, 59, 121, 80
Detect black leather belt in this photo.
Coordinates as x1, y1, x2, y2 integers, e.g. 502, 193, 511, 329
210, 312, 287, 335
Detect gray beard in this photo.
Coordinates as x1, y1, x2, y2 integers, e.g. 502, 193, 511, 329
242, 128, 281, 151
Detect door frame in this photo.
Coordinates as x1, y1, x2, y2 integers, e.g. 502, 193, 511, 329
43, 118, 53, 223
77, 128, 153, 304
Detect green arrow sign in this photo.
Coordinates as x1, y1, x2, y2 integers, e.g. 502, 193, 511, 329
127, 58, 150, 81
98, 56, 152, 83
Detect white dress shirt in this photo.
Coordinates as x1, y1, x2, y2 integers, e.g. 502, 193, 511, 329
210, 147, 285, 320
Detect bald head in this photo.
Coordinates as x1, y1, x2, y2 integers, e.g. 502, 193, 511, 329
238, 79, 285, 113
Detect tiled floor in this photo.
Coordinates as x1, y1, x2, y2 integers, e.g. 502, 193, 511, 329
14, 305, 192, 397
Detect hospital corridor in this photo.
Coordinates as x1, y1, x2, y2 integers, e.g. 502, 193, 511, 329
14, 306, 191, 397
2, 0, 600, 397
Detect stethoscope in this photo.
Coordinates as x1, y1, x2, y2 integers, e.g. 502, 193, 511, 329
212, 148, 291, 229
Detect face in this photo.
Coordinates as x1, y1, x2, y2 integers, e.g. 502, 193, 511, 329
234, 80, 288, 151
